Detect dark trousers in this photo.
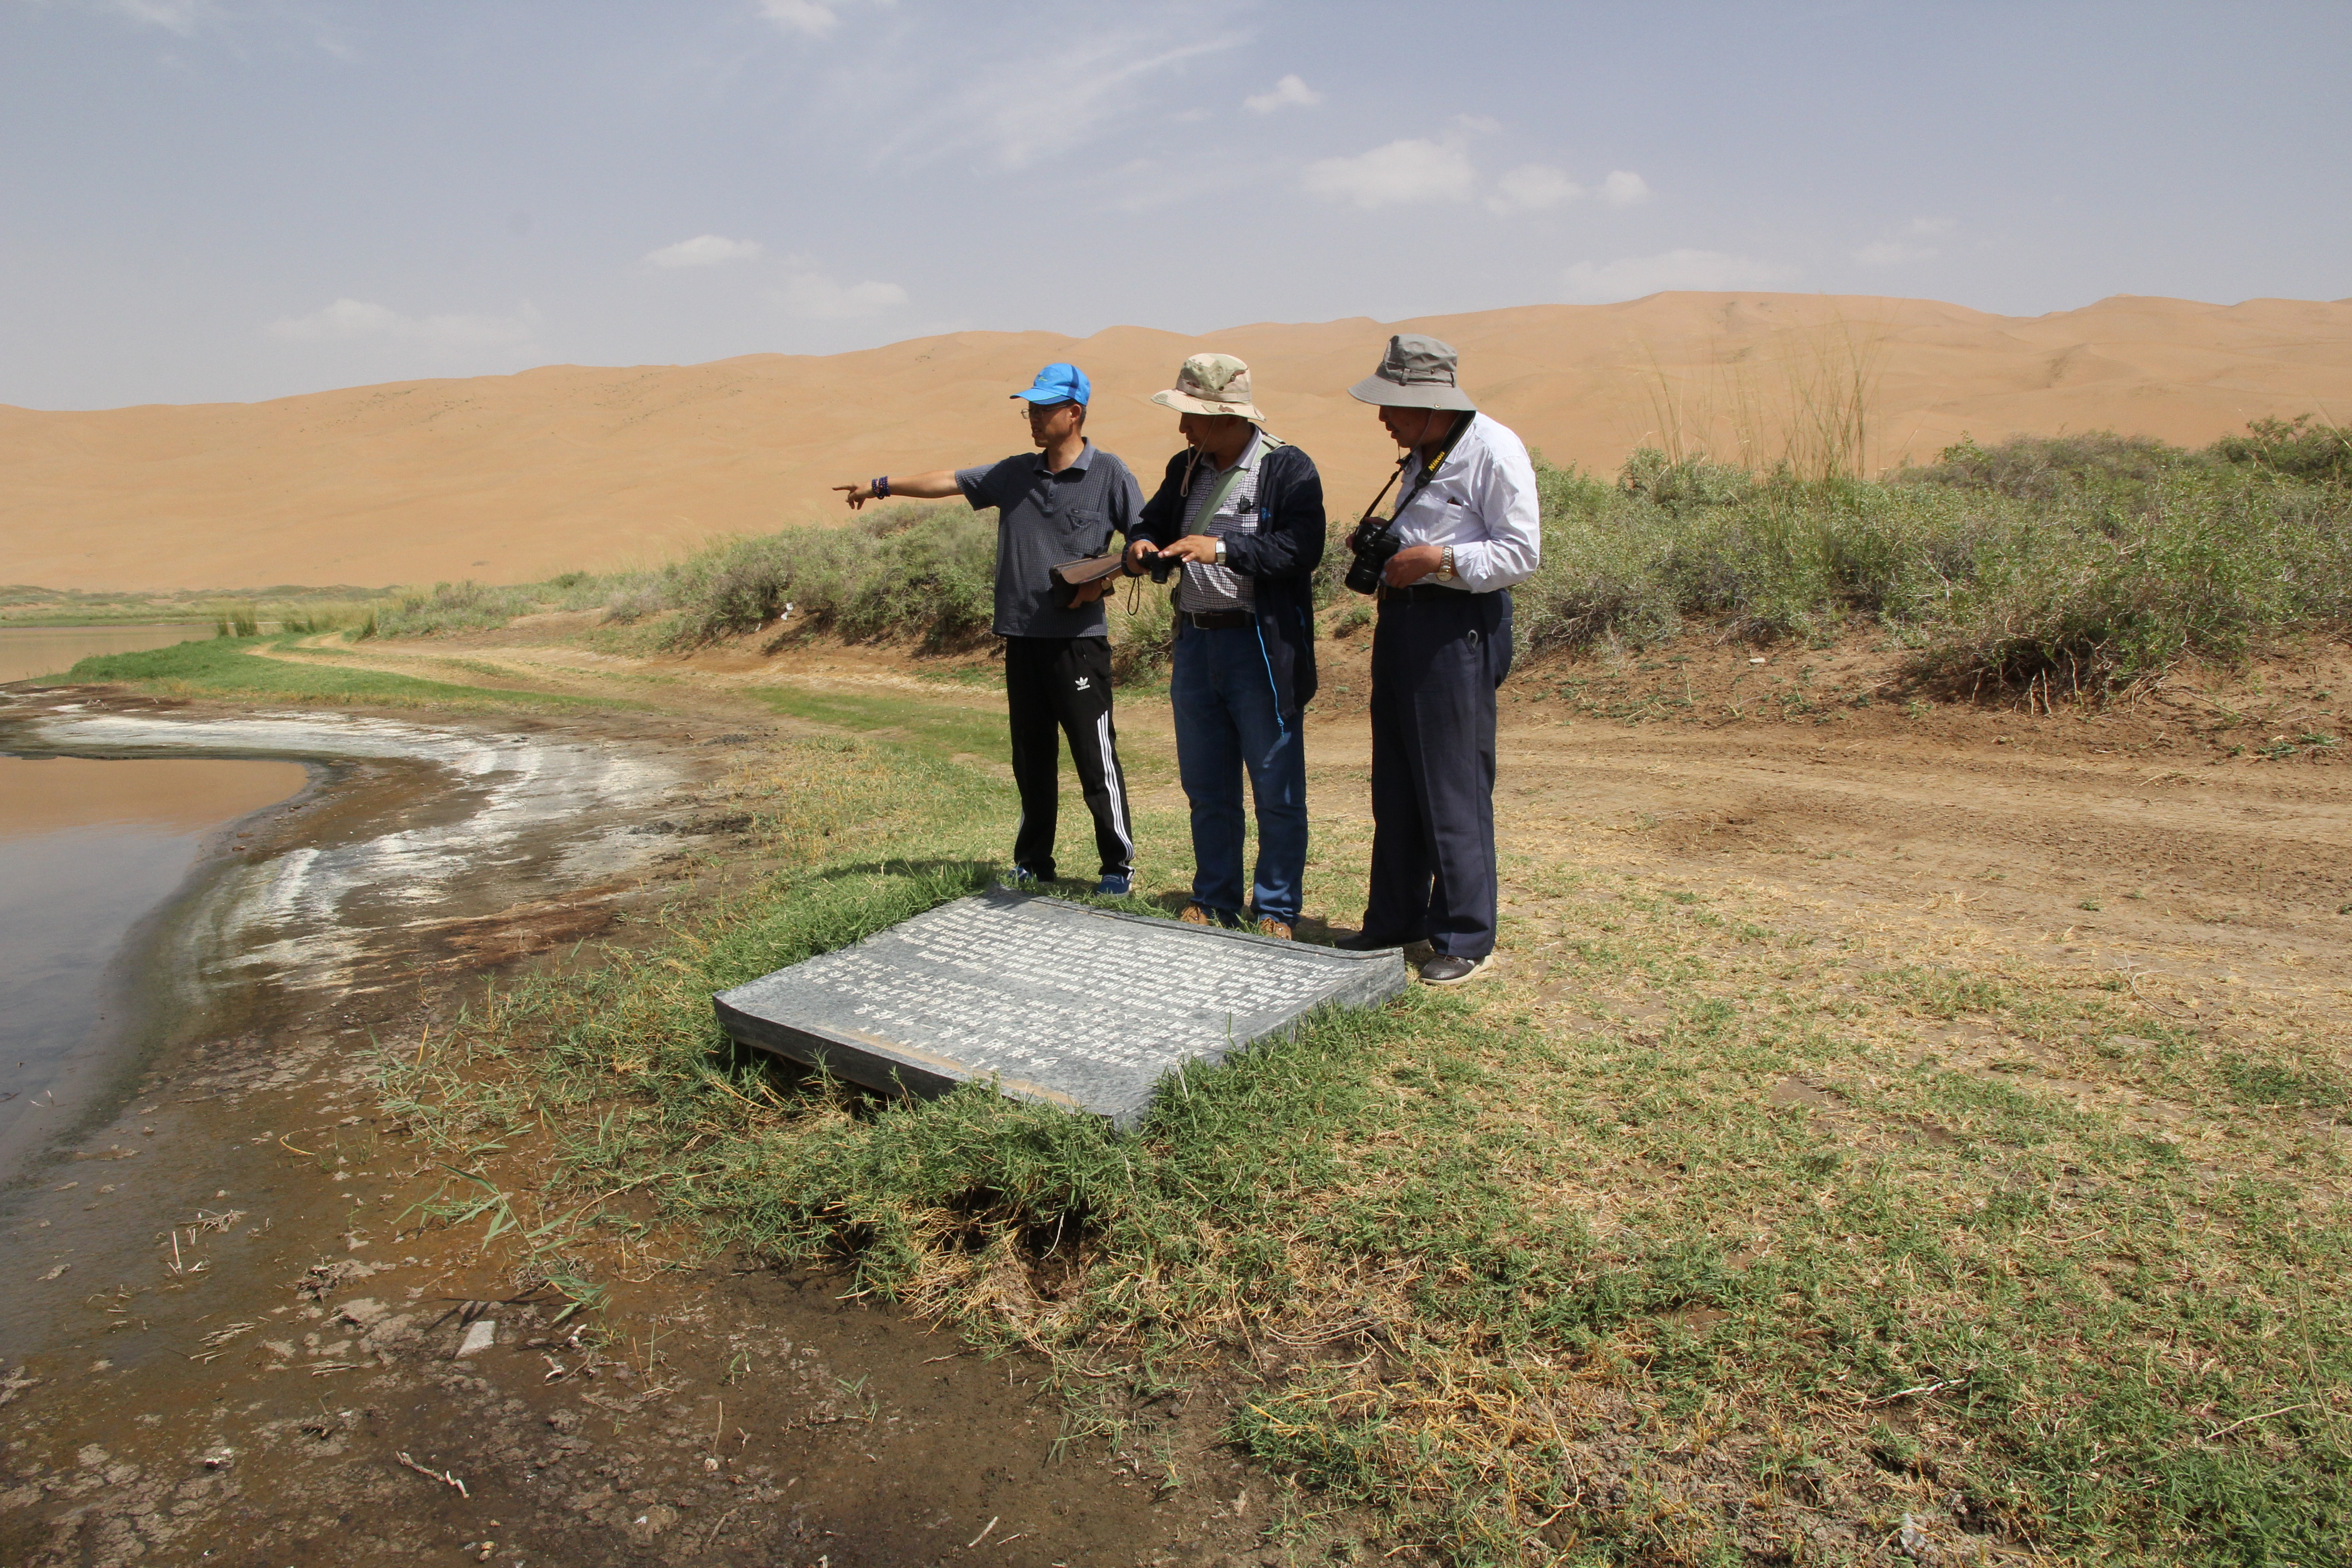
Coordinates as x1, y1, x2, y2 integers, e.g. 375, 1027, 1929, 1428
1362, 589, 1513, 957
1004, 635, 1134, 881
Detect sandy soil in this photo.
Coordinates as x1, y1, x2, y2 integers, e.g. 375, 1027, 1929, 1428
2, 626, 2346, 1566
7, 290, 2352, 591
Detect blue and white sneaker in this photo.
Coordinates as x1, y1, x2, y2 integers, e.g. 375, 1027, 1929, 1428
998, 867, 1043, 892
1094, 872, 1132, 897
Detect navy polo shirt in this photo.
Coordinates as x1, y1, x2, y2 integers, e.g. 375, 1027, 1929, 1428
957, 440, 1144, 639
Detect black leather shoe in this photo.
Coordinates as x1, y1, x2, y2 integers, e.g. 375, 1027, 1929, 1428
1416, 954, 1494, 986
1335, 931, 1410, 951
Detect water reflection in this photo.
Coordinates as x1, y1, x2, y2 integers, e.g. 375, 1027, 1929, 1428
0, 624, 210, 683
0, 755, 310, 1176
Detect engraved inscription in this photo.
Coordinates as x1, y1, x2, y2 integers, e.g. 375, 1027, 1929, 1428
713, 892, 1410, 1126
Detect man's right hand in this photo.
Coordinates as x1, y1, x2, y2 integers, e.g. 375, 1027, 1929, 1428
833, 483, 873, 511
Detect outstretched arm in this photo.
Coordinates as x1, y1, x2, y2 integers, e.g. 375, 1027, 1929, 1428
834, 470, 961, 509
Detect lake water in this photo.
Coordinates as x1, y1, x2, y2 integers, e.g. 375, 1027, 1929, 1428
0, 753, 311, 1177
0, 623, 211, 683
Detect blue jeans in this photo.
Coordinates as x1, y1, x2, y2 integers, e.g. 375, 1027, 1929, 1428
1170, 621, 1308, 923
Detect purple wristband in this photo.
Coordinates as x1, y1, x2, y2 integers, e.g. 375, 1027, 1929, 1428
872, 475, 889, 499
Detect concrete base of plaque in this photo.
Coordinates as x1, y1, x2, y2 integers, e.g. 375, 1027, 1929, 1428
712, 889, 1409, 1129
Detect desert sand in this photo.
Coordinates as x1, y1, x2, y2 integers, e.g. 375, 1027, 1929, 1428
5, 290, 2349, 593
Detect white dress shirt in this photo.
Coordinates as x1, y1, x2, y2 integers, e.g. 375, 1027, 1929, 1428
1386, 412, 1541, 593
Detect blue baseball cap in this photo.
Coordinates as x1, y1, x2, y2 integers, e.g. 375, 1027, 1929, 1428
1011, 362, 1090, 407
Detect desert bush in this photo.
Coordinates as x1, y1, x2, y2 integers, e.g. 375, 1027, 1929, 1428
364, 416, 2349, 696
1897, 430, 2205, 503
1909, 471, 2352, 690
655, 504, 996, 650
2207, 413, 2352, 486
372, 573, 613, 638
1514, 418, 2352, 689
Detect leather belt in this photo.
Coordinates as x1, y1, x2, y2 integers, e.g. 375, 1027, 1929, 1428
1181, 610, 1253, 629
1382, 584, 1471, 603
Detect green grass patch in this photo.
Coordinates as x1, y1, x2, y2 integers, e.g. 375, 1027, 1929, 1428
377, 731, 2352, 1566
747, 681, 1009, 760
62, 635, 615, 710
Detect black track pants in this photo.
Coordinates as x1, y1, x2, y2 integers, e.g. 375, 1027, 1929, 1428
1003, 635, 1134, 881
1361, 589, 1513, 957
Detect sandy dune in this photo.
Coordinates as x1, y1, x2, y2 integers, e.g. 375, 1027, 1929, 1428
5, 291, 2349, 593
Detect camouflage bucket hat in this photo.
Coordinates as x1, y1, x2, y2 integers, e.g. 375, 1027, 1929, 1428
1151, 353, 1267, 423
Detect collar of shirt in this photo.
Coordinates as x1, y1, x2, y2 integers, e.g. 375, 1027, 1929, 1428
1185, 428, 1264, 491
1034, 439, 1098, 477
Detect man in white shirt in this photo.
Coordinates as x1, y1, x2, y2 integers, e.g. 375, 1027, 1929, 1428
1336, 335, 1540, 984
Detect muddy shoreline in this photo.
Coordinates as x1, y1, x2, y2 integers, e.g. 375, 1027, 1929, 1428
0, 691, 1265, 1568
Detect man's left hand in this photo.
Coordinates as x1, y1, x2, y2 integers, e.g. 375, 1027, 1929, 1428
1384, 544, 1444, 587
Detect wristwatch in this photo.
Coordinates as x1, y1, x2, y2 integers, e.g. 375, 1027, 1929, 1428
1214, 538, 1227, 567
1437, 544, 1456, 581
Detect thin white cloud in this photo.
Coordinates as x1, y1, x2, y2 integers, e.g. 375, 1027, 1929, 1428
1487, 164, 1582, 215
1244, 73, 1320, 114
1560, 250, 1793, 303
757, 0, 885, 38
264, 298, 539, 350
101, 0, 215, 34
874, 26, 1245, 171
644, 234, 764, 269
1600, 170, 1653, 207
1303, 137, 1476, 209
773, 267, 907, 320
1854, 216, 1955, 266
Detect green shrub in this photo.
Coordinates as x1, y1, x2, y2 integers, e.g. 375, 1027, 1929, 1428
2207, 414, 2352, 486
1514, 417, 2352, 689
359, 416, 2351, 696
1897, 430, 2205, 503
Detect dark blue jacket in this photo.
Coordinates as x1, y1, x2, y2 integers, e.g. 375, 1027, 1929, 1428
1135, 441, 1326, 713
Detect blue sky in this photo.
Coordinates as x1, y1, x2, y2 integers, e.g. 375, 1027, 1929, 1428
3, 0, 2348, 408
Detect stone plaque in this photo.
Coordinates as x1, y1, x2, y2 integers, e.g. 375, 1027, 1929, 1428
712, 890, 1409, 1129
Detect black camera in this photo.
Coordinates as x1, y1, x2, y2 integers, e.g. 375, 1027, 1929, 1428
1147, 547, 1185, 585
1343, 516, 1400, 595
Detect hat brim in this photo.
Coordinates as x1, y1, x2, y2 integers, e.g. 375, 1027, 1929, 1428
1152, 388, 1266, 422
1012, 390, 1084, 407
1347, 374, 1476, 412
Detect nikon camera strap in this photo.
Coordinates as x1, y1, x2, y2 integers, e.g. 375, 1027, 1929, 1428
1395, 410, 1478, 513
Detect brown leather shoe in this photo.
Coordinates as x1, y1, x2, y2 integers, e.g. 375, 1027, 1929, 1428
1178, 903, 1214, 926
1254, 917, 1294, 941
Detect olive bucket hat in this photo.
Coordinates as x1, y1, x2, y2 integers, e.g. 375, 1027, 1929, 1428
1151, 353, 1267, 423
1347, 333, 1477, 412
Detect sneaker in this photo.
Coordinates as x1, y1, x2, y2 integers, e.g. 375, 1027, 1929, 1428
1177, 903, 1215, 926
1416, 953, 1495, 986
1095, 872, 1132, 897
1254, 916, 1294, 941
998, 867, 1044, 892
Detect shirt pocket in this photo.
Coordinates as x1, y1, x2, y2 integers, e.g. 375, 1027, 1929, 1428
1059, 506, 1111, 554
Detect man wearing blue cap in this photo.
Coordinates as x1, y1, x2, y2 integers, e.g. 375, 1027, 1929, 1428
835, 364, 1145, 894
